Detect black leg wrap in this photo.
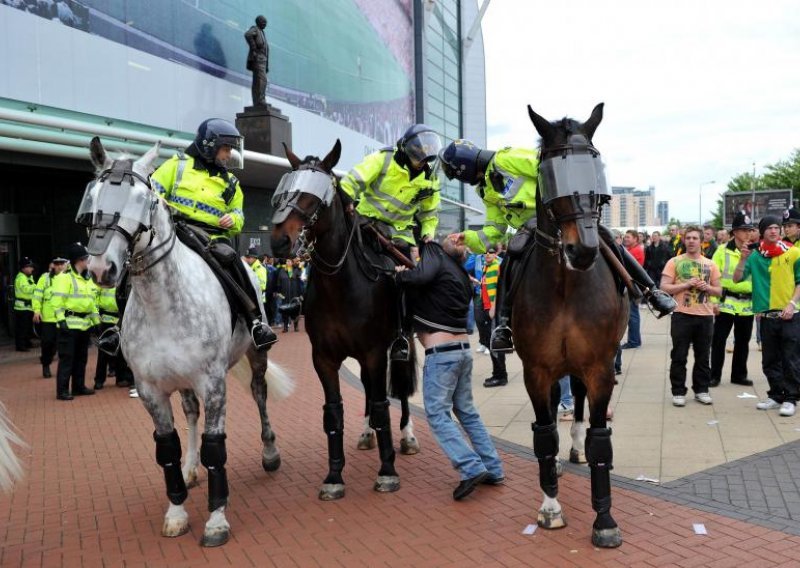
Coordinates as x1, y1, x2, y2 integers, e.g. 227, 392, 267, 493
200, 433, 229, 512
370, 400, 396, 469
533, 422, 559, 498
323, 402, 345, 474
586, 428, 613, 514
154, 429, 188, 505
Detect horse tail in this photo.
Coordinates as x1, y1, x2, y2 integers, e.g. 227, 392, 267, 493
389, 337, 417, 399
0, 400, 26, 493
265, 360, 295, 402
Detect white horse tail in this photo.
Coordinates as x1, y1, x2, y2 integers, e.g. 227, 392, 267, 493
265, 360, 295, 402
0, 400, 26, 493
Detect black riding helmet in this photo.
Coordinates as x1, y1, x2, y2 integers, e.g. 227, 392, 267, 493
398, 124, 443, 170
193, 119, 244, 169
439, 139, 495, 185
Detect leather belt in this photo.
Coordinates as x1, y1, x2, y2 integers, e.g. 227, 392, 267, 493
725, 291, 752, 300
65, 310, 91, 317
425, 341, 471, 356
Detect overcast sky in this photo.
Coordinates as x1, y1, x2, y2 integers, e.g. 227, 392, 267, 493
481, 0, 800, 224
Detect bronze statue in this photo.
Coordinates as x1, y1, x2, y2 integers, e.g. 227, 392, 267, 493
244, 15, 269, 107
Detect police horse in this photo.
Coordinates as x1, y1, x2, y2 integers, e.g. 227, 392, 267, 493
82, 138, 290, 547
514, 104, 628, 548
271, 141, 419, 500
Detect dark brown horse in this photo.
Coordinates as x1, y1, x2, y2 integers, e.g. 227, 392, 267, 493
515, 103, 627, 548
270, 140, 419, 500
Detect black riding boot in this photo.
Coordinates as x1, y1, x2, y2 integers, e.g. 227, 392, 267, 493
598, 225, 676, 318
229, 252, 277, 350
490, 257, 515, 354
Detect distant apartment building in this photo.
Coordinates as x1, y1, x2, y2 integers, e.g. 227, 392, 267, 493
656, 201, 669, 225
603, 186, 659, 228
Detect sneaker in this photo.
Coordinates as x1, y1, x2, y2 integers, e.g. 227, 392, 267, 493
780, 402, 796, 417
557, 402, 574, 414
672, 395, 686, 407
129, 388, 139, 399
475, 345, 487, 354
756, 398, 780, 410
694, 392, 713, 405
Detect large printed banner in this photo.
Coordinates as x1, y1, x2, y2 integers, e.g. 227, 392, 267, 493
723, 190, 793, 226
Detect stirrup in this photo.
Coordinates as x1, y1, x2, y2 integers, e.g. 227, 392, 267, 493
251, 320, 278, 351
643, 288, 677, 319
97, 326, 121, 356
390, 335, 411, 362
490, 325, 514, 354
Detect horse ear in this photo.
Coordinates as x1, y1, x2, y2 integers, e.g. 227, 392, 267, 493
90, 136, 111, 171
528, 105, 553, 140
322, 139, 342, 172
136, 141, 161, 174
583, 103, 604, 140
283, 142, 302, 170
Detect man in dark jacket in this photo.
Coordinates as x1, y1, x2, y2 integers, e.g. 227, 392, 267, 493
644, 230, 672, 288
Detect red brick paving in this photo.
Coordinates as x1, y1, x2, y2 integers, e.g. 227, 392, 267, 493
1, 331, 799, 567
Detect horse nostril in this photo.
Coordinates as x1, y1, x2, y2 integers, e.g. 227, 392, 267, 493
107, 261, 117, 281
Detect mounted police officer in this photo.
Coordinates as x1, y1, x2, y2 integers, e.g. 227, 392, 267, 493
32, 256, 68, 377
98, 118, 276, 354
340, 124, 443, 360
439, 139, 676, 353
13, 257, 36, 352
52, 243, 100, 400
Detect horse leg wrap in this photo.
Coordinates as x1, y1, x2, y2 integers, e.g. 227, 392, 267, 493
370, 400, 396, 468
323, 402, 345, 473
200, 433, 229, 512
533, 422, 559, 498
586, 428, 614, 514
154, 429, 188, 505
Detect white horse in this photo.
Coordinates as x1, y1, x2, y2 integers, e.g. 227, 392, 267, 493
83, 137, 291, 547
0, 400, 25, 493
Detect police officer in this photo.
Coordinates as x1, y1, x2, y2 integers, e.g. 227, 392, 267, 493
13, 257, 36, 352
439, 140, 676, 353
783, 207, 800, 247
52, 243, 99, 400
93, 285, 127, 389
710, 212, 755, 387
99, 118, 276, 353
243, 247, 268, 305
32, 257, 68, 377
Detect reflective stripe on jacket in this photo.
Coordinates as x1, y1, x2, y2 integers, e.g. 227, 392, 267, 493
51, 268, 100, 331
14, 272, 35, 311
250, 259, 267, 303
151, 154, 244, 238
711, 243, 753, 316
464, 147, 538, 253
340, 149, 440, 245
95, 285, 120, 324
32, 273, 58, 322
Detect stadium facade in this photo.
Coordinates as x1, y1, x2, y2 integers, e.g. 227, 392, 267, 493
0, 0, 487, 329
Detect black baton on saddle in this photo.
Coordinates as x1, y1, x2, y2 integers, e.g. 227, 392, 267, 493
363, 225, 416, 270
598, 240, 642, 300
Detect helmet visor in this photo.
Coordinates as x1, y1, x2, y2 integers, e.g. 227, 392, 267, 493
214, 135, 245, 170
404, 131, 442, 168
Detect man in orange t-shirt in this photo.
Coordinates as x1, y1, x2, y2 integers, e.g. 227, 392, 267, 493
661, 226, 723, 407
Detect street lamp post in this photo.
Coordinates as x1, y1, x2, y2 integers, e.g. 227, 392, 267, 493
699, 180, 716, 224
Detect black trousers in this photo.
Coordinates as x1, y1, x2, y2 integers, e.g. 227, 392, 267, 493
760, 315, 800, 404
39, 322, 58, 366
710, 312, 754, 384
669, 313, 713, 395
14, 309, 33, 350
475, 306, 507, 379
94, 322, 118, 385
56, 329, 90, 395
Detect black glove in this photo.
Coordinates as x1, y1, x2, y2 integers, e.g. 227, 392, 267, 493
58, 320, 68, 333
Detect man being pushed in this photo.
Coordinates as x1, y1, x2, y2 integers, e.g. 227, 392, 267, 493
395, 237, 504, 500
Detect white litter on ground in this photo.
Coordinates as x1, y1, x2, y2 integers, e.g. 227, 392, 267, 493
693, 523, 708, 535
737, 392, 758, 399
707, 420, 719, 426
635, 475, 660, 484
522, 524, 537, 535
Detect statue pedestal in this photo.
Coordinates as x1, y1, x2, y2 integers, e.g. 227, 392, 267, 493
235, 104, 292, 157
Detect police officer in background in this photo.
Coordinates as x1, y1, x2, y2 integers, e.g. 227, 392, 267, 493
52, 243, 99, 401
32, 257, 68, 377
783, 207, 800, 247
93, 285, 134, 390
243, 247, 268, 306
13, 257, 36, 352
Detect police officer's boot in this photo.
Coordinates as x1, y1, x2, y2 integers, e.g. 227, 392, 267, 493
97, 326, 121, 356
490, 258, 515, 354
42, 365, 51, 378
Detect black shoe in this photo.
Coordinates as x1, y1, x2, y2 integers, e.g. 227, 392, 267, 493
57, 393, 74, 401
483, 377, 508, 388
108, 368, 116, 378
620, 342, 640, 350
481, 475, 505, 486
390, 336, 410, 362
42, 365, 52, 378
644, 289, 677, 318
614, 368, 622, 376
252, 322, 278, 351
72, 387, 95, 396
16, 347, 30, 352
93, 382, 104, 390
97, 328, 121, 356
453, 472, 489, 500
115, 380, 132, 388
731, 378, 754, 386
709, 379, 721, 388
490, 325, 514, 353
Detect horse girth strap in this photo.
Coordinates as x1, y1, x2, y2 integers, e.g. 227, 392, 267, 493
598, 240, 641, 299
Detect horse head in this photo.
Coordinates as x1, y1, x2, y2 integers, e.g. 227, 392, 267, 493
79, 137, 162, 287
528, 103, 610, 271
270, 139, 341, 259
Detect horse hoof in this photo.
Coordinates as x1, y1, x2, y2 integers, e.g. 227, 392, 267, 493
569, 449, 587, 464
400, 437, 420, 455
357, 432, 376, 450
537, 509, 567, 530
592, 527, 622, 548
374, 475, 400, 493
183, 468, 199, 488
200, 528, 230, 548
318, 483, 345, 501
555, 457, 564, 477
262, 455, 281, 472
162, 517, 190, 538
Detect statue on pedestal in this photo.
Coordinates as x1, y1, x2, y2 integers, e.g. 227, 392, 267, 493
244, 15, 269, 107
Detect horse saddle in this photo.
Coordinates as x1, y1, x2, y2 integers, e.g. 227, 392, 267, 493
354, 217, 403, 273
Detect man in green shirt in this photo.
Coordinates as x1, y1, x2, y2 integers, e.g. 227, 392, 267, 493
734, 215, 800, 416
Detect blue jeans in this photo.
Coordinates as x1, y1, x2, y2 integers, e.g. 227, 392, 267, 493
626, 297, 641, 347
466, 298, 475, 335
559, 376, 573, 407
423, 347, 504, 480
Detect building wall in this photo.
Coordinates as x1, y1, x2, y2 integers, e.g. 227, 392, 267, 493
607, 186, 659, 228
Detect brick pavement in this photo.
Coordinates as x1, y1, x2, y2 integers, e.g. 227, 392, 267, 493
2, 331, 800, 567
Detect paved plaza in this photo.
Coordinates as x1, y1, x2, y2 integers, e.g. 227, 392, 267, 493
2, 312, 800, 567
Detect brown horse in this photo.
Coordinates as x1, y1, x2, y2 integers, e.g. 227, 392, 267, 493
515, 103, 627, 548
270, 140, 419, 501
